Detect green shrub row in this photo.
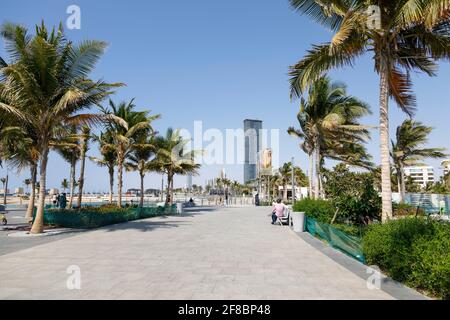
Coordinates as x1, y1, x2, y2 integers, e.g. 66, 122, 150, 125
363, 217, 450, 299
35, 205, 178, 229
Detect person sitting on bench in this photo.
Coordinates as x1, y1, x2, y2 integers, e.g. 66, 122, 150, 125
271, 198, 287, 225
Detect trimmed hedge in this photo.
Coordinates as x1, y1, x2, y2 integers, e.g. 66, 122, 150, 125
363, 217, 450, 299
34, 205, 178, 229
292, 198, 335, 224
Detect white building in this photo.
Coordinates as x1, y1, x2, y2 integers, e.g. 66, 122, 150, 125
403, 166, 435, 187
442, 160, 450, 177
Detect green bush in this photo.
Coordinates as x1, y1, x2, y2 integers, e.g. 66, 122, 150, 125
409, 222, 450, 299
393, 203, 426, 217
292, 198, 335, 224
363, 218, 450, 299
323, 164, 381, 225
332, 223, 367, 237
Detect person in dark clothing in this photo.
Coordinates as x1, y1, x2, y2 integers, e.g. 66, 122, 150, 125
255, 193, 260, 206
59, 193, 67, 209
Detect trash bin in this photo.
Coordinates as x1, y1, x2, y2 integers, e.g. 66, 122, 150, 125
177, 203, 184, 215
292, 211, 305, 233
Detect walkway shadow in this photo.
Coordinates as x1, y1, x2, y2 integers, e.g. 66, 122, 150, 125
181, 206, 218, 217
97, 206, 219, 233
101, 219, 188, 233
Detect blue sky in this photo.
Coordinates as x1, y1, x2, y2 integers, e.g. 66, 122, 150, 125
1, 0, 449, 192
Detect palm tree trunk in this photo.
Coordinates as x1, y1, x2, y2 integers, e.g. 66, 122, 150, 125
283, 183, 288, 201
318, 154, 324, 199
399, 163, 407, 204
308, 153, 313, 198
165, 173, 173, 205
397, 172, 402, 203
68, 156, 76, 209
379, 58, 393, 222
3, 175, 8, 206
140, 171, 145, 208
117, 156, 124, 208
314, 136, 321, 200
25, 164, 37, 222
31, 145, 49, 234
77, 141, 87, 208
108, 165, 114, 204
170, 176, 174, 206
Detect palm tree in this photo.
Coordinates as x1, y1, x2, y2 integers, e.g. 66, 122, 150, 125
289, 0, 450, 221
90, 131, 117, 204
101, 99, 160, 208
77, 126, 91, 207
278, 162, 293, 201
61, 179, 69, 193
0, 125, 39, 221
288, 117, 315, 198
391, 119, 446, 203
231, 181, 241, 196
150, 129, 201, 206
55, 126, 81, 209
294, 166, 308, 188
125, 136, 155, 208
289, 76, 371, 199
0, 22, 122, 233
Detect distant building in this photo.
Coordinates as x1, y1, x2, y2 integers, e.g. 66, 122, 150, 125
442, 160, 450, 177
186, 174, 193, 191
145, 189, 160, 196
126, 189, 141, 196
403, 166, 435, 187
244, 119, 262, 184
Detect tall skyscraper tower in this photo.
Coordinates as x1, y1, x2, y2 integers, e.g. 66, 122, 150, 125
244, 119, 263, 184
186, 174, 193, 191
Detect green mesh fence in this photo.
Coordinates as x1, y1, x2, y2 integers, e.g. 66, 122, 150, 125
305, 216, 366, 264
33, 205, 178, 229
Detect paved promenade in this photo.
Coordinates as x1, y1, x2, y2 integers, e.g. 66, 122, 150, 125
0, 207, 420, 300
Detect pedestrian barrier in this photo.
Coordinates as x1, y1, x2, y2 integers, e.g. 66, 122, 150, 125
305, 216, 366, 264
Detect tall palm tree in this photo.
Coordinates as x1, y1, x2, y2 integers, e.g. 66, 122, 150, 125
125, 136, 155, 208
0, 125, 39, 221
150, 128, 201, 206
0, 22, 122, 233
55, 126, 81, 209
288, 115, 315, 198
101, 99, 160, 208
391, 119, 446, 202
90, 131, 117, 204
77, 126, 91, 207
289, 76, 371, 199
288, 0, 450, 221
